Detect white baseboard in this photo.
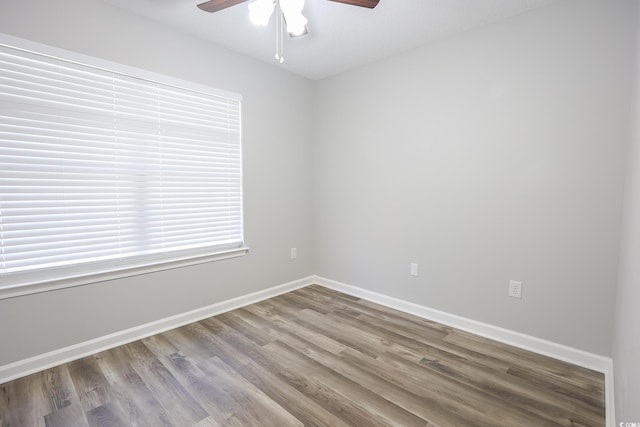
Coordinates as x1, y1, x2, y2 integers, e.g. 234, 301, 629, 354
312, 275, 616, 427
0, 275, 314, 385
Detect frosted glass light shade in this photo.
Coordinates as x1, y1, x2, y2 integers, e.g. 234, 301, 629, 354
280, 0, 307, 37
249, 0, 275, 26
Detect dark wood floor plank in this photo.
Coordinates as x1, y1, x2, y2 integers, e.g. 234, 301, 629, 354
0, 285, 605, 427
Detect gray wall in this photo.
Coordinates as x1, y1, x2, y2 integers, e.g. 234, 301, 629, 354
613, 0, 640, 421
0, 0, 314, 365
313, 0, 637, 356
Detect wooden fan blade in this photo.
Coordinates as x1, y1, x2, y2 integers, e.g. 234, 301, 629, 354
327, 0, 380, 8
197, 0, 248, 13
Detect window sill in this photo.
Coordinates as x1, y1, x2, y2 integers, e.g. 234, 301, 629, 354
0, 246, 250, 300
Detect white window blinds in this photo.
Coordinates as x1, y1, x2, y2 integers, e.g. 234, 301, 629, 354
0, 40, 244, 292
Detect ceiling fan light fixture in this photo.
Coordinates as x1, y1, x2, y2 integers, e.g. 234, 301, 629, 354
280, 0, 308, 37
284, 15, 308, 37
248, 0, 275, 26
198, 0, 380, 64
287, 24, 308, 37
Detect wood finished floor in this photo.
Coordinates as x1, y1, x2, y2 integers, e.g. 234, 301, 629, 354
0, 285, 605, 427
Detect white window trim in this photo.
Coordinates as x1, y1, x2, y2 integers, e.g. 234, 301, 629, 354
0, 246, 249, 300
0, 33, 248, 300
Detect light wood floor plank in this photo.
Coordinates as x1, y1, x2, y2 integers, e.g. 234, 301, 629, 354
236, 359, 354, 427
240, 305, 348, 354
197, 356, 303, 427
84, 401, 128, 427
41, 365, 78, 413
263, 340, 428, 427
0, 285, 605, 426
66, 357, 114, 413
374, 349, 563, 426
95, 347, 174, 427
43, 401, 87, 427
1, 372, 51, 427
120, 341, 209, 425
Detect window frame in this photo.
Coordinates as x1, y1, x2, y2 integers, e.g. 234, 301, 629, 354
0, 34, 248, 300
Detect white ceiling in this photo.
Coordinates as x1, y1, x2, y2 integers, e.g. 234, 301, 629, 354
103, 0, 560, 80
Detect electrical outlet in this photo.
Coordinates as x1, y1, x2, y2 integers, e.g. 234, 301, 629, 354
290, 248, 297, 260
509, 280, 522, 299
410, 263, 418, 277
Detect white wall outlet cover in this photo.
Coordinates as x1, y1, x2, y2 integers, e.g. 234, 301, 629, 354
410, 263, 418, 277
290, 248, 297, 260
509, 280, 522, 299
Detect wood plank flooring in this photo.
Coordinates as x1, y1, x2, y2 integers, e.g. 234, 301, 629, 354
0, 285, 605, 426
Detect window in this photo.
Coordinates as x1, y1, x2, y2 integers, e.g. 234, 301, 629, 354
0, 35, 246, 297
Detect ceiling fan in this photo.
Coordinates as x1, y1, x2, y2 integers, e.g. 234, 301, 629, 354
197, 0, 380, 17
197, 0, 380, 62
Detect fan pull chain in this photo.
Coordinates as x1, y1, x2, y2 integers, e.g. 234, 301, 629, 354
274, 6, 279, 62
279, 11, 284, 64
274, 4, 284, 64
